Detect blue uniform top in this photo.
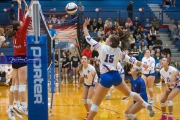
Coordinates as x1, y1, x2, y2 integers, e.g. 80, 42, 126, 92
48, 28, 57, 38
130, 77, 148, 103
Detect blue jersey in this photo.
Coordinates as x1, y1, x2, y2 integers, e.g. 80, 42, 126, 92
130, 77, 148, 102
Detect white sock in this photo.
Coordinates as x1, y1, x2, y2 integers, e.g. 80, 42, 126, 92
16, 101, 20, 106
9, 105, 13, 110
72, 76, 75, 80
142, 101, 149, 108
21, 102, 27, 107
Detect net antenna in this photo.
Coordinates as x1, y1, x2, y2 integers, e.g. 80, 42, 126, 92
32, 0, 40, 41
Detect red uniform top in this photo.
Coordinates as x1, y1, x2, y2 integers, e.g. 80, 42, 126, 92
81, 48, 92, 58
14, 8, 31, 56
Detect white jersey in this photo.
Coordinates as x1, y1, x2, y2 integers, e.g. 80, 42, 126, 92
117, 62, 124, 74
5, 65, 13, 75
142, 57, 155, 74
160, 66, 180, 89
80, 64, 98, 85
85, 36, 137, 74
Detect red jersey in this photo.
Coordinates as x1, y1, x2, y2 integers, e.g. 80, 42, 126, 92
13, 8, 31, 56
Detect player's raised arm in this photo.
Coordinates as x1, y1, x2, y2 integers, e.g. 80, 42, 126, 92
122, 52, 142, 66
83, 18, 101, 49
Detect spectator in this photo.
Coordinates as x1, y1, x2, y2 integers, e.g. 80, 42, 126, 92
129, 34, 135, 49
178, 21, 180, 33
144, 18, 152, 31
127, 1, 133, 20
150, 27, 157, 41
9, 4, 16, 24
171, 0, 176, 7
161, 51, 166, 58
125, 18, 133, 31
119, 18, 125, 27
97, 18, 104, 30
48, 23, 57, 48
81, 45, 92, 58
113, 18, 119, 31
107, 18, 113, 28
0, 28, 6, 48
151, 17, 159, 31
163, 44, 171, 55
169, 20, 176, 37
147, 33, 153, 48
136, 27, 147, 41
51, 14, 57, 24
139, 36, 148, 46
171, 26, 179, 45
92, 48, 99, 58
99, 36, 105, 45
104, 21, 112, 37
167, 53, 179, 69
154, 52, 162, 80
4, 64, 13, 86
97, 27, 104, 38
154, 35, 163, 51
139, 41, 147, 60
131, 46, 139, 60
78, 2, 84, 23
149, 45, 155, 56
92, 18, 97, 32
133, 27, 141, 41
133, 17, 141, 29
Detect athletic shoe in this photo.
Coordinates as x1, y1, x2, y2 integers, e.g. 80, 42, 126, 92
13, 104, 22, 115
159, 115, 167, 120
7, 108, 16, 120
4, 82, 9, 86
149, 99, 154, 104
147, 105, 155, 117
167, 116, 173, 120
61, 80, 65, 84
66, 80, 68, 84
156, 82, 162, 86
105, 94, 110, 100
19, 106, 28, 116
12, 108, 23, 119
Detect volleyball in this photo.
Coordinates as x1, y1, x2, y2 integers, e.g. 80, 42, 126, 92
65, 2, 78, 15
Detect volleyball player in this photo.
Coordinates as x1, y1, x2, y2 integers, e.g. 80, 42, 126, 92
71, 51, 80, 84
77, 56, 98, 120
105, 62, 125, 100
61, 51, 70, 84
7, 0, 32, 119
159, 57, 180, 120
124, 65, 148, 120
83, 18, 154, 120
141, 49, 156, 104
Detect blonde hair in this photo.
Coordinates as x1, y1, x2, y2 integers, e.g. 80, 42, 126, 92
134, 65, 142, 76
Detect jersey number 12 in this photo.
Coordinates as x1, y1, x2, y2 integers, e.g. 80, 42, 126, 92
104, 54, 114, 63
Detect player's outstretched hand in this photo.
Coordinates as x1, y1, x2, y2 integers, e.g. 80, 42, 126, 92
83, 18, 90, 27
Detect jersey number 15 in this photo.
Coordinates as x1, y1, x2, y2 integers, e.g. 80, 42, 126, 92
104, 54, 114, 63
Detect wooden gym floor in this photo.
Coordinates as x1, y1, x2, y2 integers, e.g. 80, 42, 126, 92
0, 83, 180, 120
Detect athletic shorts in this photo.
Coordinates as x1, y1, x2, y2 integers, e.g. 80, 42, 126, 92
72, 65, 78, 68
176, 86, 180, 89
12, 63, 27, 69
62, 65, 69, 68
143, 72, 155, 77
100, 71, 122, 88
84, 83, 95, 87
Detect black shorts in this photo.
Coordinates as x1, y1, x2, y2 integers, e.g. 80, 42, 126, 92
12, 63, 27, 69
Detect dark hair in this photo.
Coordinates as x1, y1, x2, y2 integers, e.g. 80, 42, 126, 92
109, 31, 130, 50
8, 21, 20, 38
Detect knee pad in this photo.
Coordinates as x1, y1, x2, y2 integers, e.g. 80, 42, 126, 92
72, 76, 75, 79
167, 100, 173, 106
128, 114, 136, 120
14, 85, 19, 91
148, 88, 153, 92
65, 74, 68, 77
76, 75, 78, 78
87, 99, 92, 105
160, 102, 166, 107
129, 92, 136, 98
82, 99, 87, 104
55, 74, 59, 77
19, 85, 26, 92
10, 86, 14, 92
90, 104, 99, 112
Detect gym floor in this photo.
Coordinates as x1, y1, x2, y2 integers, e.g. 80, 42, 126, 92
0, 83, 180, 120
